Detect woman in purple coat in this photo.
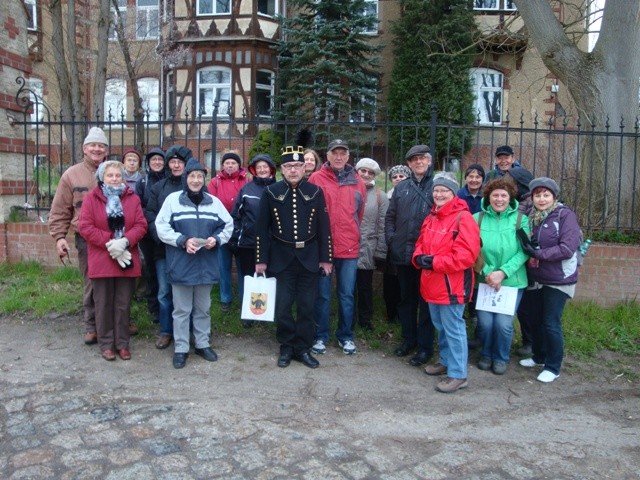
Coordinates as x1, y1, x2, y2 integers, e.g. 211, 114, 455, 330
517, 177, 581, 383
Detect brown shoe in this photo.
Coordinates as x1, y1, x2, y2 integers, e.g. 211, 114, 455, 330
101, 349, 116, 361
424, 362, 447, 376
436, 377, 468, 393
118, 348, 131, 360
155, 334, 172, 349
128, 323, 139, 336
84, 332, 97, 345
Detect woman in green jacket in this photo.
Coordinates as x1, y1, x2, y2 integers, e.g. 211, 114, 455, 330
474, 178, 530, 375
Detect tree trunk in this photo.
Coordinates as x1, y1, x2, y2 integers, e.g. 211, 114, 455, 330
515, 0, 640, 229
93, 0, 110, 121
47, 0, 84, 163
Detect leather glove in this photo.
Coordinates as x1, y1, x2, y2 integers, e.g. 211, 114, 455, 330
106, 238, 129, 259
374, 257, 386, 271
415, 255, 434, 270
517, 228, 539, 256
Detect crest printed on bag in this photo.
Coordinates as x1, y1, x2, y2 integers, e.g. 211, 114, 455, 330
250, 292, 267, 315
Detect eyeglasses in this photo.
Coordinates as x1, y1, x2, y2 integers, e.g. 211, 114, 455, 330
433, 189, 453, 195
281, 163, 304, 170
59, 248, 72, 266
358, 169, 375, 176
391, 174, 406, 180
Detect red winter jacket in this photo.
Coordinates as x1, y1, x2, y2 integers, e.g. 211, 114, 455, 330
207, 168, 249, 212
79, 186, 147, 279
412, 196, 480, 305
309, 164, 366, 259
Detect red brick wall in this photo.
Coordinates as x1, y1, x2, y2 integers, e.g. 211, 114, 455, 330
1, 224, 638, 306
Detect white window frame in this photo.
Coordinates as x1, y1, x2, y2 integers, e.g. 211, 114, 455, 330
28, 77, 44, 124
109, 0, 127, 41
473, 0, 517, 11
362, 0, 378, 35
104, 78, 127, 121
25, 0, 37, 31
470, 68, 504, 125
255, 70, 274, 118
137, 77, 160, 121
196, 0, 231, 16
136, 0, 159, 39
197, 67, 231, 117
258, 0, 278, 17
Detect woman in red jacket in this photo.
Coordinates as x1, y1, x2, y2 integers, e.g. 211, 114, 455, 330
413, 172, 480, 393
79, 161, 147, 361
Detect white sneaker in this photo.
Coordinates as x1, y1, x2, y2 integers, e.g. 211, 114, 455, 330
537, 370, 560, 383
312, 340, 326, 354
338, 340, 356, 355
519, 358, 544, 368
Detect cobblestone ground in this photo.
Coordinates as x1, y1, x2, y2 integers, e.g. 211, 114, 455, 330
0, 315, 638, 479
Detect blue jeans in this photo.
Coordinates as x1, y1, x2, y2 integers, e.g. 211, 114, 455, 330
429, 303, 467, 379
314, 258, 358, 344
155, 258, 173, 336
218, 244, 243, 304
477, 288, 523, 363
528, 286, 569, 375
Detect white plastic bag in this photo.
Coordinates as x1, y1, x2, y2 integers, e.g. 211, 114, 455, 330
241, 273, 276, 322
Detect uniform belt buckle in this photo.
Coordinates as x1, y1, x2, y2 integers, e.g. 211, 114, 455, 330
295, 241, 305, 249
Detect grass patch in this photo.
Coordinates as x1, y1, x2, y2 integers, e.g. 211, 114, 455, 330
0, 262, 82, 316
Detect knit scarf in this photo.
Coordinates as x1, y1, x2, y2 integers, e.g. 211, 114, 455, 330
101, 183, 126, 239
529, 200, 559, 227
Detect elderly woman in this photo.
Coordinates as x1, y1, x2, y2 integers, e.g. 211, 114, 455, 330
354, 157, 389, 331
121, 149, 143, 191
229, 153, 277, 327
474, 178, 530, 375
79, 160, 147, 361
303, 148, 321, 179
386, 164, 411, 199
156, 158, 233, 369
517, 177, 581, 383
413, 172, 480, 393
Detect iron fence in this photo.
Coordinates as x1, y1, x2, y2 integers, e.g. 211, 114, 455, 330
12, 77, 640, 234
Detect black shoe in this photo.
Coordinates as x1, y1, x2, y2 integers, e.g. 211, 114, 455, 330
409, 351, 431, 366
293, 352, 320, 369
277, 352, 292, 368
173, 353, 188, 369
242, 320, 254, 329
394, 343, 415, 357
194, 347, 218, 362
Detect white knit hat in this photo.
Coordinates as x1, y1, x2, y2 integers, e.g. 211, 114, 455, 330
355, 157, 381, 175
83, 127, 109, 146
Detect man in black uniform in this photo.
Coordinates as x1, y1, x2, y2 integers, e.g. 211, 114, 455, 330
255, 146, 333, 368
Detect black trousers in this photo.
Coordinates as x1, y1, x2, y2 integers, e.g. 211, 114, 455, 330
383, 272, 401, 321
355, 268, 374, 327
274, 258, 318, 355
139, 236, 159, 319
396, 264, 435, 354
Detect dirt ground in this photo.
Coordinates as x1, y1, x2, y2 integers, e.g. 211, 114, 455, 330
0, 313, 639, 479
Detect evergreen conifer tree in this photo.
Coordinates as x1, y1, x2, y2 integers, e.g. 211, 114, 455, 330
388, 0, 477, 164
275, 0, 382, 124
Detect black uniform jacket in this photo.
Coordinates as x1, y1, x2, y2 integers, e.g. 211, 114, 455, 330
255, 179, 332, 274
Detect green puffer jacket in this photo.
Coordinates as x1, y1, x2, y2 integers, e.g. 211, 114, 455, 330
473, 198, 530, 288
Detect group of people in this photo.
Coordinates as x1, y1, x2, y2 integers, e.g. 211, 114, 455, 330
49, 128, 581, 391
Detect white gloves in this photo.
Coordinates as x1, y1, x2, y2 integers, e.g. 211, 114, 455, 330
106, 238, 129, 259
115, 249, 132, 269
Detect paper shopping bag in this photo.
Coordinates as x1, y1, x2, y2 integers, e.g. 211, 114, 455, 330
241, 273, 276, 321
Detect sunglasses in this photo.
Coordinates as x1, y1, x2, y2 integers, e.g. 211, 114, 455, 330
391, 174, 406, 179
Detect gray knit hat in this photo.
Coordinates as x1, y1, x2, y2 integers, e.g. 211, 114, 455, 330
84, 127, 109, 146
355, 157, 381, 175
432, 171, 459, 194
529, 177, 560, 198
